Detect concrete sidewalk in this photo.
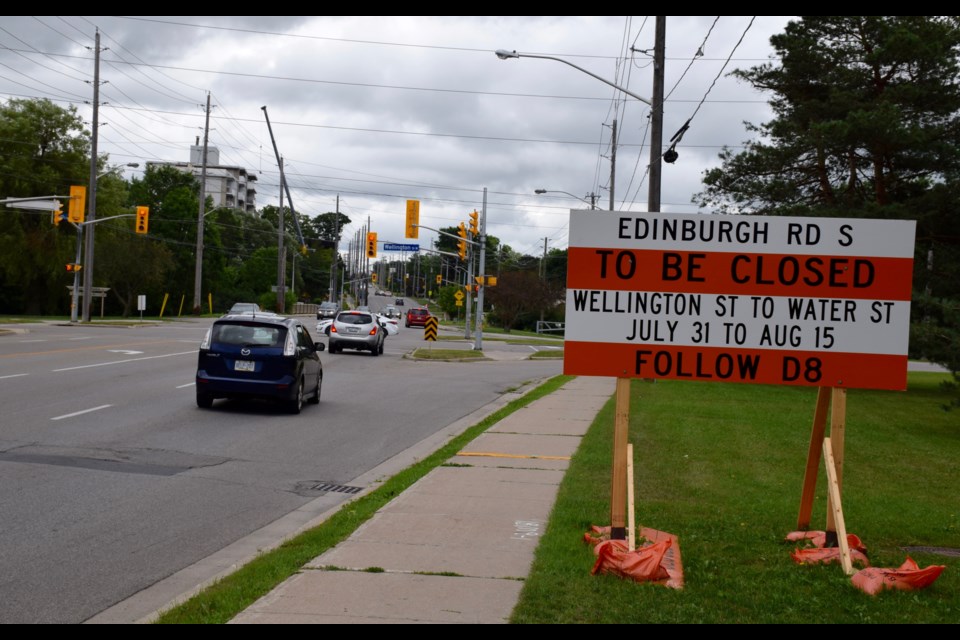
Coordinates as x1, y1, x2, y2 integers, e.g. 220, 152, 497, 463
229, 375, 616, 624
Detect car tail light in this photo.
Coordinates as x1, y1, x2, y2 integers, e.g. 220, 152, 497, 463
284, 330, 297, 356
330, 325, 337, 333
200, 328, 211, 350
369, 327, 378, 335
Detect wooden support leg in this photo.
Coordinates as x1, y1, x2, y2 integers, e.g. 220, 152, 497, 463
822, 437, 853, 575
610, 378, 631, 540
824, 389, 847, 546
797, 387, 831, 529
627, 443, 635, 551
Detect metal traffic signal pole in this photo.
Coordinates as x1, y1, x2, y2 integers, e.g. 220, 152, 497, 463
473, 188, 488, 351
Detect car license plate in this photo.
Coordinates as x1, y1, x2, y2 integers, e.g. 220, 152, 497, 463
347, 327, 359, 334
235, 360, 255, 372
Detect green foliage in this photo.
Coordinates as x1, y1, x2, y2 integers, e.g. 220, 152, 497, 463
694, 16, 960, 377
0, 98, 90, 314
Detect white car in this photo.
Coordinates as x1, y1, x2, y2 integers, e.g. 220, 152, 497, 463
317, 318, 334, 336
376, 313, 400, 336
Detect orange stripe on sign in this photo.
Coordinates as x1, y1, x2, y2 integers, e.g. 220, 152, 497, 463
563, 341, 908, 391
567, 247, 914, 300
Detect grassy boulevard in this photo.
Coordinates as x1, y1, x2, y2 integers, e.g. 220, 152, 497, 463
511, 372, 958, 624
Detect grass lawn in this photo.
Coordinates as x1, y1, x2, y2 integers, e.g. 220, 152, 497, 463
511, 372, 959, 624
410, 347, 487, 360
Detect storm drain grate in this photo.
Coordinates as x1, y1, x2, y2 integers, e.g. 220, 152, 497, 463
307, 482, 363, 494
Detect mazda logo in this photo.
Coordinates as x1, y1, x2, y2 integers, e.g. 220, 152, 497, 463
241, 348, 251, 356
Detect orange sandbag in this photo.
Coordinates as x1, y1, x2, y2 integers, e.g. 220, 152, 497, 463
586, 525, 684, 589
787, 530, 869, 567
592, 538, 672, 582
851, 558, 946, 595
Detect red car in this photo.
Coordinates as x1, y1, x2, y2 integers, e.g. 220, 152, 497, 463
405, 307, 431, 328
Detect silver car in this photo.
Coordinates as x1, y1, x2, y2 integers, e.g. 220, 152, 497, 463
328, 310, 386, 356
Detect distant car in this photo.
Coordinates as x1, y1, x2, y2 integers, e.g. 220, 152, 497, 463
317, 301, 339, 321
395, 298, 405, 306
381, 305, 400, 319
405, 307, 431, 328
196, 314, 324, 414
226, 302, 261, 316
328, 310, 386, 356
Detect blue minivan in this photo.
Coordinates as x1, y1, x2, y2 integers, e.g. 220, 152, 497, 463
196, 314, 324, 414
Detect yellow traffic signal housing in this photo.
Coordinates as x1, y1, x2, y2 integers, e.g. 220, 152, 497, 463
469, 210, 479, 236
135, 206, 149, 234
435, 274, 442, 284
405, 200, 420, 239
52, 202, 64, 226
366, 232, 378, 258
371, 272, 378, 283
68, 185, 86, 223
456, 222, 467, 260
65, 263, 82, 272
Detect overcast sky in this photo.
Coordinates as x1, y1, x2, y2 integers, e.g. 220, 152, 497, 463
0, 16, 795, 259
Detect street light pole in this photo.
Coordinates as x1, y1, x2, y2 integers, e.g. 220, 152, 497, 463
534, 189, 597, 210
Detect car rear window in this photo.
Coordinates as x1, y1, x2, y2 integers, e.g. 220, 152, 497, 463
411, 309, 428, 316
338, 313, 374, 325
320, 302, 337, 310
212, 322, 285, 347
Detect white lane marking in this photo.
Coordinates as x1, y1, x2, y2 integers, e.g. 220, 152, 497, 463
68, 337, 92, 341
51, 404, 112, 421
176, 382, 195, 389
53, 350, 195, 372
107, 349, 144, 355
0, 373, 29, 380
19, 339, 45, 343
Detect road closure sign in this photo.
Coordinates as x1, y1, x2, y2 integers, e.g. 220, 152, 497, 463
564, 211, 916, 390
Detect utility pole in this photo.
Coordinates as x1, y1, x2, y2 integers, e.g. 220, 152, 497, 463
276, 157, 286, 313
609, 118, 617, 210
81, 29, 101, 322
193, 91, 211, 315
648, 17, 666, 213
329, 195, 340, 303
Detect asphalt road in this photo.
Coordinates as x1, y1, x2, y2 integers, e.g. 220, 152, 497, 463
0, 307, 561, 623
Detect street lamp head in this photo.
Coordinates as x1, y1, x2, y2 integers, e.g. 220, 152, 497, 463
534, 189, 547, 194
495, 49, 519, 60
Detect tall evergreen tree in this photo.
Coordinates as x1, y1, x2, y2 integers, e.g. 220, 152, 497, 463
696, 16, 960, 383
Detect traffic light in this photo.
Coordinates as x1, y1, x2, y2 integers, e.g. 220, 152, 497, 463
435, 274, 442, 285
65, 263, 82, 272
135, 206, 149, 234
366, 231, 377, 258
457, 222, 467, 260
371, 272, 378, 283
52, 202, 64, 226
405, 200, 419, 239
468, 210, 479, 236
68, 185, 86, 223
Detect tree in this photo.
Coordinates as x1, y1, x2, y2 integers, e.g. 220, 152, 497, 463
487, 270, 551, 332
0, 98, 90, 314
695, 16, 960, 383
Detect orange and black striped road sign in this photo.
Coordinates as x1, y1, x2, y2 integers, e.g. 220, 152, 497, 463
423, 316, 438, 341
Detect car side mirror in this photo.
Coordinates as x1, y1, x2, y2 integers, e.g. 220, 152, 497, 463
315, 342, 326, 352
